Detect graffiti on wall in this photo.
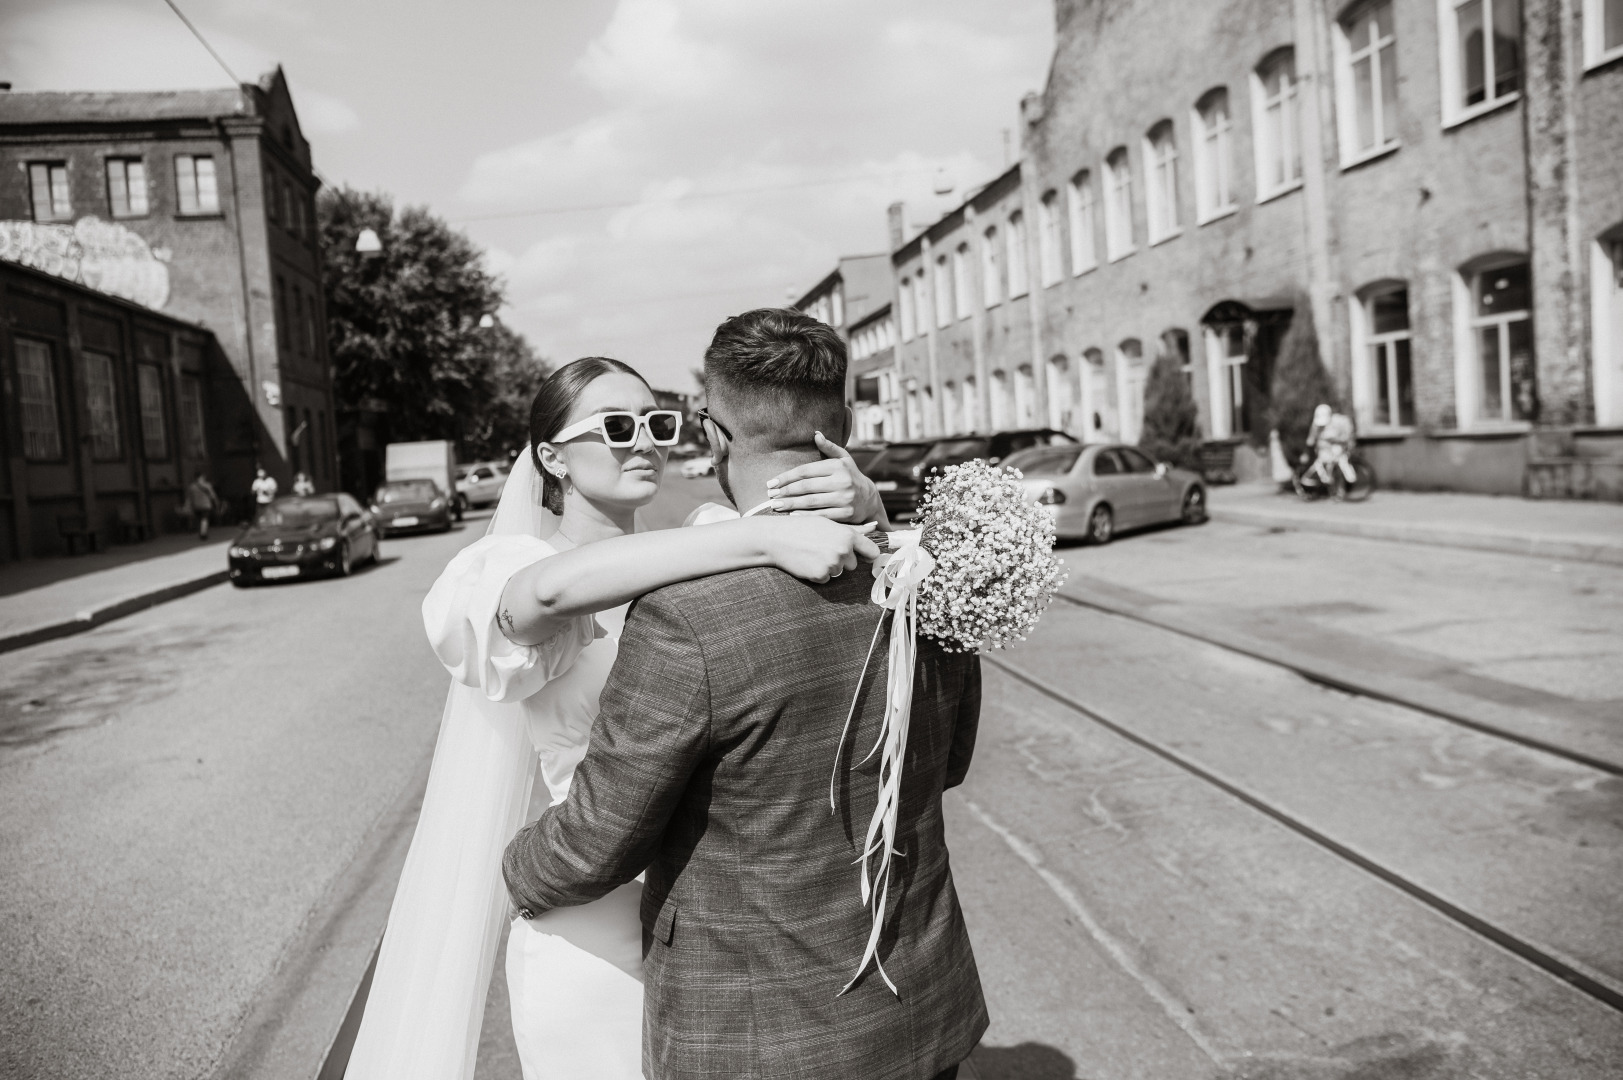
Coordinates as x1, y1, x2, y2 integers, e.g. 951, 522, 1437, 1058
0, 216, 171, 310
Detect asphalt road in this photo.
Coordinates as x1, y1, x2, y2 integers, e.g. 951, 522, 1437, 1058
3, 471, 1619, 1079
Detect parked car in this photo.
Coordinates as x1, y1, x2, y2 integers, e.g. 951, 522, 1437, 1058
385, 439, 463, 520
679, 455, 715, 478
867, 429, 1079, 521
370, 479, 455, 535
228, 494, 379, 586
1003, 443, 1207, 544
456, 461, 510, 509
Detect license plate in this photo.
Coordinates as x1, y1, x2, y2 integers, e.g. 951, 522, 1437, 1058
392, 516, 419, 527
874, 481, 898, 491
262, 565, 300, 579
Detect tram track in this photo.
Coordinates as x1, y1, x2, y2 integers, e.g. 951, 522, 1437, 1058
980, 650, 1623, 1016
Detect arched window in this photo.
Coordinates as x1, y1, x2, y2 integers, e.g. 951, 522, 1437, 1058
1192, 88, 1236, 220
982, 225, 1002, 307
1251, 48, 1302, 199
963, 374, 981, 432
1067, 171, 1097, 274
1459, 257, 1536, 424
1081, 347, 1109, 440
943, 380, 961, 434
1595, 224, 1623, 425
1014, 363, 1037, 426
1007, 211, 1029, 298
1104, 148, 1134, 260
1352, 282, 1415, 428
1046, 354, 1075, 432
1116, 339, 1146, 444
1143, 120, 1181, 243
952, 243, 973, 320
934, 254, 953, 330
990, 369, 1012, 429
1335, 0, 1399, 162
1038, 190, 1063, 286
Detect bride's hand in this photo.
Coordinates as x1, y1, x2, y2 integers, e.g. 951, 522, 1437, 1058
765, 432, 887, 524
755, 516, 881, 583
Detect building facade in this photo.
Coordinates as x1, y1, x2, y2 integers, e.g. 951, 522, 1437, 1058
792, 253, 900, 441
0, 67, 339, 555
892, 0, 1623, 496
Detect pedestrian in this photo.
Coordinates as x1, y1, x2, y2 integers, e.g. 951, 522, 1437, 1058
187, 472, 220, 541
252, 467, 279, 514
292, 471, 315, 497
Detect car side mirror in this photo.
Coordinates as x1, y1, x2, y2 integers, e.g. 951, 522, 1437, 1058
1154, 462, 1170, 478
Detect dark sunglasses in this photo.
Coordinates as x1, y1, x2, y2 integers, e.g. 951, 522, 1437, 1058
696, 407, 733, 442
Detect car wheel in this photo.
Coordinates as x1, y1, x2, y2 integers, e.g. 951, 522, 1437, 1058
338, 541, 353, 577
1180, 486, 1207, 525
368, 531, 381, 564
1087, 504, 1114, 545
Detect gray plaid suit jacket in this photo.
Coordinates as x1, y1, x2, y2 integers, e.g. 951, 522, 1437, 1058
503, 565, 988, 1080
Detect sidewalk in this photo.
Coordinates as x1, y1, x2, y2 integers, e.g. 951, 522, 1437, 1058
1207, 482, 1623, 565
0, 536, 231, 654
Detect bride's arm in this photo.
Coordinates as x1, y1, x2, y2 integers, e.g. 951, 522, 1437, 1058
497, 515, 879, 645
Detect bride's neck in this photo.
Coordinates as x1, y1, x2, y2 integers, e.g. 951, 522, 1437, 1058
556, 492, 636, 547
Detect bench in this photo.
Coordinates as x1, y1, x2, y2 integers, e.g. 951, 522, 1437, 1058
58, 513, 101, 556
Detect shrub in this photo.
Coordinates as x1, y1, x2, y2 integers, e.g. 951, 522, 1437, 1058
1267, 300, 1340, 463
1139, 351, 1202, 469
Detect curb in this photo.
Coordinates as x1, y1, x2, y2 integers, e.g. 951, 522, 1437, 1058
0, 569, 230, 655
1208, 505, 1623, 566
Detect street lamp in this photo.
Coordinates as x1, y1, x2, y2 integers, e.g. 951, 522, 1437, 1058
478, 313, 495, 329
355, 227, 382, 256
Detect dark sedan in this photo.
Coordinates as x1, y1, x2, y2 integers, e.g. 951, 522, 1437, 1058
371, 479, 455, 536
229, 494, 380, 586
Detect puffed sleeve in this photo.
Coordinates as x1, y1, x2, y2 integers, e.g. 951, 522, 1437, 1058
422, 534, 596, 704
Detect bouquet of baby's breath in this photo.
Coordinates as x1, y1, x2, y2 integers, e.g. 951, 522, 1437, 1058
910, 459, 1067, 652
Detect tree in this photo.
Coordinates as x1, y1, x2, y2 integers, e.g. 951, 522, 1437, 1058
1266, 299, 1341, 464
1138, 351, 1202, 468
319, 186, 515, 448
461, 321, 550, 462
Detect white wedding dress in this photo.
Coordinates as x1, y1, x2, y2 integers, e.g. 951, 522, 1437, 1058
345, 452, 643, 1080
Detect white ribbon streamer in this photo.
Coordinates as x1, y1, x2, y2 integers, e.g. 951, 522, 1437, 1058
831, 529, 935, 997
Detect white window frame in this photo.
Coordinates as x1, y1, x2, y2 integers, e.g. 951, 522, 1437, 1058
1350, 283, 1416, 430
934, 255, 953, 330
1584, 0, 1623, 68
831, 287, 844, 328
175, 154, 220, 215
1334, 0, 1402, 166
106, 158, 149, 218
1007, 211, 1030, 298
1456, 261, 1535, 427
28, 162, 72, 221
1250, 50, 1303, 202
914, 275, 932, 336
1191, 90, 1237, 223
1067, 171, 1098, 274
1104, 148, 1135, 262
1142, 121, 1182, 244
1115, 340, 1146, 445
963, 375, 980, 433
1436, 0, 1523, 128
1203, 323, 1249, 439
982, 226, 1002, 308
1038, 191, 1063, 287
953, 243, 973, 320
898, 274, 915, 341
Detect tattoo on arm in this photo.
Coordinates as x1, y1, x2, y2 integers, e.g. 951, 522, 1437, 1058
499, 608, 517, 636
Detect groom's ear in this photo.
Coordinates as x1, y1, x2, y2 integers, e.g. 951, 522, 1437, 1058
837, 405, 854, 447
703, 417, 731, 466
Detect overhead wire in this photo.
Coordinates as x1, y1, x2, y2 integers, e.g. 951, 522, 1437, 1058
160, 0, 242, 85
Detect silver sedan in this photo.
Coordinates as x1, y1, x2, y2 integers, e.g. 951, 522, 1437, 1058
1005, 443, 1208, 544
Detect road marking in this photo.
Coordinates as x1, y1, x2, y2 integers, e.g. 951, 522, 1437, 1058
959, 796, 1228, 1066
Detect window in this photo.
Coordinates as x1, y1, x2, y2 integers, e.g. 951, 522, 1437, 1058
28, 162, 72, 221
1007, 211, 1029, 298
1014, 364, 1037, 425
275, 277, 289, 350
934, 255, 953, 329
80, 350, 123, 460
106, 158, 149, 217
898, 276, 915, 341
1585, 0, 1623, 67
1209, 322, 1250, 437
990, 369, 1011, 428
963, 375, 980, 432
1144, 121, 1181, 243
1363, 287, 1415, 427
1067, 171, 1097, 274
175, 154, 220, 214
180, 375, 207, 458
943, 381, 961, 433
1116, 339, 1146, 444
1104, 148, 1134, 261
953, 243, 973, 320
1441, 0, 1522, 122
1038, 191, 1063, 286
137, 363, 169, 459
1253, 50, 1302, 198
1094, 449, 1123, 476
1337, 1, 1399, 161
16, 339, 63, 460
914, 275, 932, 335
1193, 89, 1236, 221
1469, 262, 1536, 422
305, 291, 320, 357
982, 226, 1002, 307
832, 288, 844, 328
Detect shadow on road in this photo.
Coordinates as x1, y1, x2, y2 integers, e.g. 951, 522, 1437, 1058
969, 1041, 1078, 1079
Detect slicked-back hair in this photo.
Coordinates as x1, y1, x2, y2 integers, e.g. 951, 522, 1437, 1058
529, 356, 650, 514
703, 308, 847, 449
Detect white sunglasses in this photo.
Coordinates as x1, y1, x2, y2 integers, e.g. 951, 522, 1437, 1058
551, 410, 683, 448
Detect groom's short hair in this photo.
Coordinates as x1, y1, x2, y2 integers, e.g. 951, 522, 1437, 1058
704, 308, 847, 450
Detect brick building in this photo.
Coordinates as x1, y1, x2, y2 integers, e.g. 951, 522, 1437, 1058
0, 67, 339, 557
791, 253, 899, 441
890, 0, 1623, 497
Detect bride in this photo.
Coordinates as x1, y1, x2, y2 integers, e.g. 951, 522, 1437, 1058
345, 355, 882, 1079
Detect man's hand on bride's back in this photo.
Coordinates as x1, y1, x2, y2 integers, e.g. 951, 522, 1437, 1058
757, 516, 881, 583
765, 432, 887, 524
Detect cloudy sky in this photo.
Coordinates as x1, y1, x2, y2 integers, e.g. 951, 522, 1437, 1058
3, 0, 1053, 391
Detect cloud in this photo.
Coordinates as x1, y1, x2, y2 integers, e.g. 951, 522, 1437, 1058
460, 0, 1052, 390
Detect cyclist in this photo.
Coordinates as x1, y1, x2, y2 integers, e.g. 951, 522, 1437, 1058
1305, 403, 1357, 486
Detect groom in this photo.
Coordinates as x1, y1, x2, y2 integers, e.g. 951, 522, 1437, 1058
503, 308, 987, 1080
